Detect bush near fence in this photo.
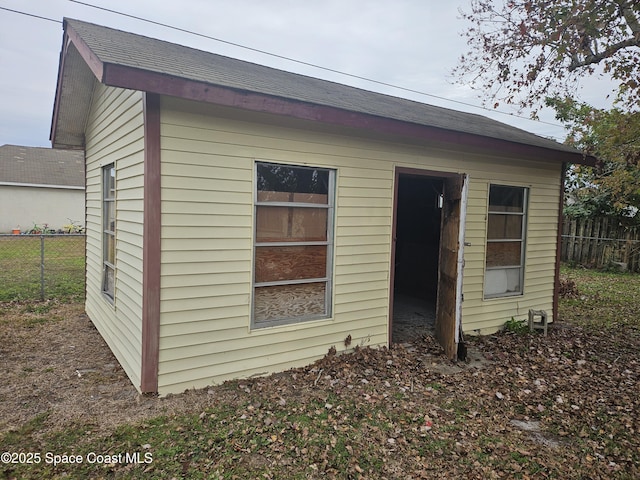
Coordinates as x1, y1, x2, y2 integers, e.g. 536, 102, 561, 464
0, 234, 85, 302
561, 216, 640, 272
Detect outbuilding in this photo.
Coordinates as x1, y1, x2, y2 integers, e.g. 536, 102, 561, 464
51, 18, 594, 395
0, 144, 84, 233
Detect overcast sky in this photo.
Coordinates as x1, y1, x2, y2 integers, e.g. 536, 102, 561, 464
0, 0, 619, 148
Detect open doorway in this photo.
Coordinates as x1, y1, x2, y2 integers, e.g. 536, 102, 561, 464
391, 169, 467, 357
391, 174, 443, 343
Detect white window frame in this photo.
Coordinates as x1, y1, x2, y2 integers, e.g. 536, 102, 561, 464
102, 164, 115, 301
484, 184, 528, 299
252, 161, 335, 328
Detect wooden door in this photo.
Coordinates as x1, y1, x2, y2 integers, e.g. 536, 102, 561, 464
435, 174, 468, 359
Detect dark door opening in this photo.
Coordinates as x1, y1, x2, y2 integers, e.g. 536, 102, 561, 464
391, 174, 443, 343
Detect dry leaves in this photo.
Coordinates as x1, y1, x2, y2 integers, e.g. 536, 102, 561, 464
1, 270, 639, 478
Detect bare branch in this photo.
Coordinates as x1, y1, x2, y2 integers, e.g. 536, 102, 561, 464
569, 38, 640, 71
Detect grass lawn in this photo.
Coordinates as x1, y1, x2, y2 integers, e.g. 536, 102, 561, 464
1, 265, 639, 479
558, 264, 639, 329
0, 235, 85, 302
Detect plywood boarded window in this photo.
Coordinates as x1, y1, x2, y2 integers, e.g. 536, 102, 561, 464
102, 164, 115, 301
484, 185, 528, 298
253, 162, 334, 327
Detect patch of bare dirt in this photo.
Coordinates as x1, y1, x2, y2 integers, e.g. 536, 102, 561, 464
395, 340, 493, 375
0, 301, 493, 437
0, 302, 221, 435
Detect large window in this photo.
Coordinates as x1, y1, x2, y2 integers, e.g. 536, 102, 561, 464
253, 162, 335, 328
484, 185, 527, 298
102, 164, 115, 300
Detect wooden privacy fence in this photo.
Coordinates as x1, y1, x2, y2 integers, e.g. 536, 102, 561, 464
561, 216, 640, 272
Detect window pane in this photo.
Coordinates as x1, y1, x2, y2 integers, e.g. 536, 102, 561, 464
104, 165, 116, 198
256, 206, 327, 242
489, 185, 524, 212
485, 268, 522, 296
104, 201, 115, 232
255, 245, 327, 282
254, 282, 326, 322
104, 232, 115, 264
103, 265, 114, 298
257, 191, 328, 204
257, 163, 329, 202
487, 214, 523, 240
486, 241, 522, 267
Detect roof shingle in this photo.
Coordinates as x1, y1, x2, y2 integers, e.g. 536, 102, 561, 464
56, 18, 586, 161
0, 145, 84, 187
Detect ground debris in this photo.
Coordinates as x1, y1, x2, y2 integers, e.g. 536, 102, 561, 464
2, 268, 640, 479
558, 275, 579, 298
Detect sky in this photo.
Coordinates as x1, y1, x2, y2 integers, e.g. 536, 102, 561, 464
0, 0, 620, 149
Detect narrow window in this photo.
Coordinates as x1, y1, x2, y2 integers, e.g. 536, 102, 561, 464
484, 185, 527, 298
253, 162, 334, 327
102, 164, 115, 300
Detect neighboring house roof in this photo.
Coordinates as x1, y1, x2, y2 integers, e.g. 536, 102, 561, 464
52, 18, 595, 165
0, 144, 84, 188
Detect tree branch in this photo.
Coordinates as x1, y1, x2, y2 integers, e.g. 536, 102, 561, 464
568, 38, 640, 71
614, 0, 640, 35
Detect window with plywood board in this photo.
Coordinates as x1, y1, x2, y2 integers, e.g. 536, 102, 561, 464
252, 162, 335, 328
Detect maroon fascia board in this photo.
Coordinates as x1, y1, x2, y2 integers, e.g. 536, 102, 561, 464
102, 62, 595, 165
65, 21, 104, 81
60, 20, 594, 166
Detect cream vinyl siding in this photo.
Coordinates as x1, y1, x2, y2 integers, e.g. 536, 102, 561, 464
158, 98, 391, 393
156, 97, 562, 394
85, 84, 145, 389
457, 164, 561, 334
390, 155, 559, 333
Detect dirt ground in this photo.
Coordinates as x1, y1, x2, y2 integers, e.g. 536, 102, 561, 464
0, 302, 217, 435
1, 296, 639, 478
0, 301, 488, 436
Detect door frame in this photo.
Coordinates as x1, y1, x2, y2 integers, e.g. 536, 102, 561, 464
435, 174, 469, 358
389, 167, 467, 357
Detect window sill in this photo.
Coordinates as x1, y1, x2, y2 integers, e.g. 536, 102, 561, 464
483, 291, 524, 300
249, 315, 333, 334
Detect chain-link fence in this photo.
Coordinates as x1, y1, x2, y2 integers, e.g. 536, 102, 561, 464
0, 234, 85, 302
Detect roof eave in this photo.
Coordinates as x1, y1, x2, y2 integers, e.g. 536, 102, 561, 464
53, 19, 595, 165
101, 62, 594, 165
50, 32, 70, 147
64, 19, 105, 81
51, 20, 104, 149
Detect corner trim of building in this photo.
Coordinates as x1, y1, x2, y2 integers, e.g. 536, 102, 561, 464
553, 162, 567, 324
141, 92, 161, 393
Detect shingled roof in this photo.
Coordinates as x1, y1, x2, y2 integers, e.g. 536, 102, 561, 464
0, 144, 84, 188
52, 18, 593, 164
